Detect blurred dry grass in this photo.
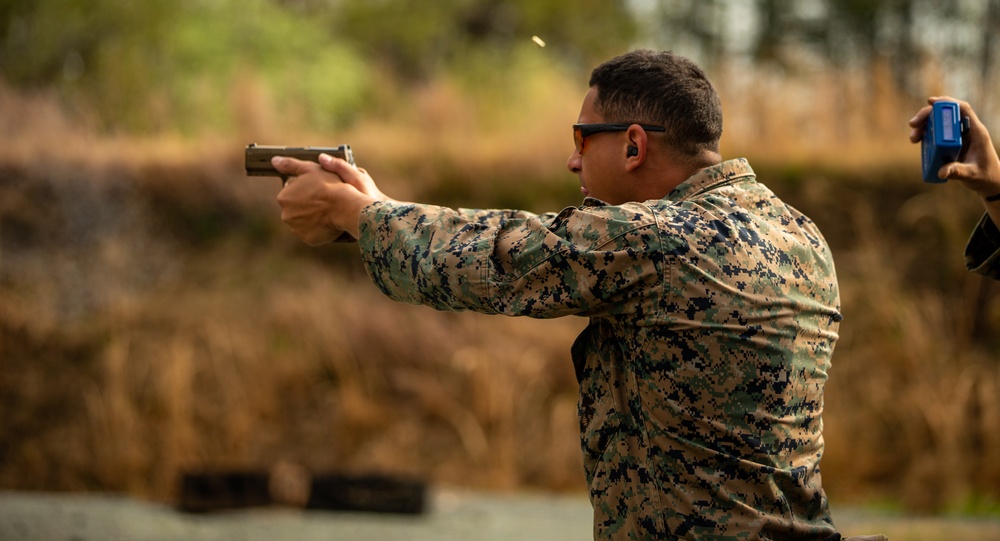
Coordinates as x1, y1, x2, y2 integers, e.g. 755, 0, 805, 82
1, 64, 999, 518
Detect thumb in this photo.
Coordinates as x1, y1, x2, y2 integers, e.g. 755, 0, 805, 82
319, 153, 372, 192
318, 153, 350, 174
939, 162, 975, 182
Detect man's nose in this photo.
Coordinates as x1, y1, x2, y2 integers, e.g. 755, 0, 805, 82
567, 151, 581, 173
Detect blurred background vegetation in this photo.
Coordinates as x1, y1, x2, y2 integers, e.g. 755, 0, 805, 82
2, 0, 1000, 521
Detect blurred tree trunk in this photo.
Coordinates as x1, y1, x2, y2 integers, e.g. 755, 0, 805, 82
891, 0, 918, 98
753, 0, 788, 67
981, 0, 1000, 103
693, 0, 726, 70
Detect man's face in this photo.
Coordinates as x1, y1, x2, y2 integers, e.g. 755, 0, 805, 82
566, 87, 631, 205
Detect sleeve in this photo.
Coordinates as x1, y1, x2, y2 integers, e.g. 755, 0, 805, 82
356, 201, 661, 318
965, 214, 1000, 280
453, 207, 558, 227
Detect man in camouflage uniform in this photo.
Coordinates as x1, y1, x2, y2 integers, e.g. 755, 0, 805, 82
909, 97, 1000, 280
273, 50, 862, 539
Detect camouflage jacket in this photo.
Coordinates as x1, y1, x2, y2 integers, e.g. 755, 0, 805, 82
966, 214, 1000, 280
358, 159, 843, 540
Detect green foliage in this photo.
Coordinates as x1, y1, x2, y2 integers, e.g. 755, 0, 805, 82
0, 0, 371, 134
160, 0, 370, 133
4, 0, 997, 134
946, 493, 1000, 517
0, 0, 637, 135
0, 0, 166, 86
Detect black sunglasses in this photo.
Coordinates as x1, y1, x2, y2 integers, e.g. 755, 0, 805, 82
572, 123, 667, 153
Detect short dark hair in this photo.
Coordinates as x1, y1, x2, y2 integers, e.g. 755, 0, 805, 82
589, 50, 723, 158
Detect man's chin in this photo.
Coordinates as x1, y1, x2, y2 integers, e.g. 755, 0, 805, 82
580, 186, 590, 197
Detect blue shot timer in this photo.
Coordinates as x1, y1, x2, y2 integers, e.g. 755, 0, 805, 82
921, 101, 968, 183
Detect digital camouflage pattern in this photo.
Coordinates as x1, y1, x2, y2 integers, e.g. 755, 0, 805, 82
358, 159, 843, 540
965, 214, 1000, 280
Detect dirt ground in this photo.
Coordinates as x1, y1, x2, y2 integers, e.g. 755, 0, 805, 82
2, 489, 999, 541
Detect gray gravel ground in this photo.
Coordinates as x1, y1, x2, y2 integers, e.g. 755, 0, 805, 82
2, 489, 1000, 541
0, 489, 592, 541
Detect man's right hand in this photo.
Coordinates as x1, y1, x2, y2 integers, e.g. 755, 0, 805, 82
273, 154, 380, 246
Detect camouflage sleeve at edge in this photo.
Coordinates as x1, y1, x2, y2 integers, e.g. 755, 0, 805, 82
965, 214, 1000, 280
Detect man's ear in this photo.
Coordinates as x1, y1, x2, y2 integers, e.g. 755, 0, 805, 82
625, 125, 648, 170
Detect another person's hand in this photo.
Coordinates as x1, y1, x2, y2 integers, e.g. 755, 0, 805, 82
908, 96, 1000, 198
273, 154, 380, 245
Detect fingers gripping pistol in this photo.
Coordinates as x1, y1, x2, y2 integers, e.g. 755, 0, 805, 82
245, 143, 355, 184
245, 143, 357, 242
